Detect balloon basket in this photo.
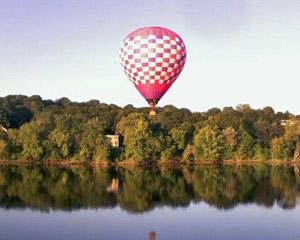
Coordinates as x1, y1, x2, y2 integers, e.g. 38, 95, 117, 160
149, 109, 156, 116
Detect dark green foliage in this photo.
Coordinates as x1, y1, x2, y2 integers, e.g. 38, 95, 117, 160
0, 95, 298, 162
0, 130, 9, 159
235, 124, 256, 160
194, 125, 225, 160
0, 95, 33, 128
94, 135, 114, 162
170, 122, 194, 151
271, 136, 294, 160
116, 113, 167, 162
221, 127, 238, 159
0, 107, 9, 128
18, 122, 45, 160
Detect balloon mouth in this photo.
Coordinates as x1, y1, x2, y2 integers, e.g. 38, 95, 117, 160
146, 99, 160, 107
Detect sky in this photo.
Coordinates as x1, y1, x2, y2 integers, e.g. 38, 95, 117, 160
0, 0, 300, 113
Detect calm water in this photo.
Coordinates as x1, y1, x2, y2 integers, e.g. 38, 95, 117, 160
0, 164, 299, 240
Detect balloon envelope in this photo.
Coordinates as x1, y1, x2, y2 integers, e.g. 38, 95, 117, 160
120, 27, 186, 107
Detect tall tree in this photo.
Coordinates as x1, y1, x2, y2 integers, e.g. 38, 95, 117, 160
194, 125, 225, 160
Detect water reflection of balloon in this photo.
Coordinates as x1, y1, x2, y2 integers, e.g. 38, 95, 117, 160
149, 231, 156, 240
120, 27, 186, 115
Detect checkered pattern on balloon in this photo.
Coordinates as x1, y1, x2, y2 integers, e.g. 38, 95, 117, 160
120, 27, 186, 107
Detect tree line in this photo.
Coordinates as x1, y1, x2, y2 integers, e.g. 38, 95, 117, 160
0, 95, 300, 162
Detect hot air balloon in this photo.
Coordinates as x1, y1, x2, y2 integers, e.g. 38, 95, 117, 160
120, 27, 186, 115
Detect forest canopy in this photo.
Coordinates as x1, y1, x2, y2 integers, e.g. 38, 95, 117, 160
0, 95, 300, 162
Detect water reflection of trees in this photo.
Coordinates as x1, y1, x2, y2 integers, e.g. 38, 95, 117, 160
0, 165, 299, 212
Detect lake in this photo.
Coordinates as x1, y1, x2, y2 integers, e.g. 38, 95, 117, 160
0, 164, 299, 240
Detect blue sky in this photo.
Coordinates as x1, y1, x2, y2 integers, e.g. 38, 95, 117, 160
1, 0, 300, 113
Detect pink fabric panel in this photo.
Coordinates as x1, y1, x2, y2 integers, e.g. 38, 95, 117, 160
126, 27, 184, 43
134, 80, 173, 101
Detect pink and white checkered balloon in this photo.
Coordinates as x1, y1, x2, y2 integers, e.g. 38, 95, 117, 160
120, 27, 186, 107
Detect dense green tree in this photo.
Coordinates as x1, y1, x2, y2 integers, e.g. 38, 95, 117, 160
221, 127, 238, 159
253, 143, 269, 160
117, 113, 166, 162
160, 144, 177, 161
182, 144, 195, 162
212, 108, 242, 130
207, 107, 221, 116
94, 134, 113, 162
0, 129, 8, 159
271, 136, 294, 160
169, 122, 194, 151
78, 117, 113, 161
151, 105, 192, 131
17, 122, 45, 160
235, 124, 255, 160
6, 129, 23, 160
0, 107, 9, 128
24, 95, 44, 112
194, 125, 225, 160
0, 140, 7, 159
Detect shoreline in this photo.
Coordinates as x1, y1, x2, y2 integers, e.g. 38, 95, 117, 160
0, 159, 299, 167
